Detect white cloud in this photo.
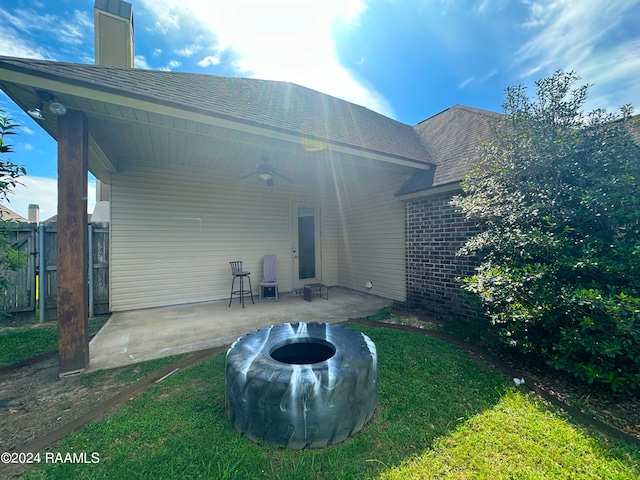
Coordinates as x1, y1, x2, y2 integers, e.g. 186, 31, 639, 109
138, 0, 394, 117
0, 15, 51, 59
58, 10, 93, 45
474, 0, 491, 15
198, 55, 221, 67
20, 126, 36, 136
516, 0, 640, 111
459, 77, 474, 89
134, 55, 151, 69
0, 7, 92, 59
520, 0, 549, 28
575, 38, 640, 112
1, 176, 96, 221
175, 44, 202, 57
482, 69, 498, 81
458, 69, 497, 91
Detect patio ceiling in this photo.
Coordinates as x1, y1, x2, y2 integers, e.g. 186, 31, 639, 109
0, 80, 312, 180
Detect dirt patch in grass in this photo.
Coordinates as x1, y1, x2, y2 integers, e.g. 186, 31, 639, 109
0, 346, 211, 478
0, 358, 141, 477
0, 359, 143, 450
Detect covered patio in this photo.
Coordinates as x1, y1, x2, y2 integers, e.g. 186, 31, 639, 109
87, 287, 389, 372
0, 18, 431, 375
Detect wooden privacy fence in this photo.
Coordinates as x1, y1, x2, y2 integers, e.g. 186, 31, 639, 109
1, 222, 109, 322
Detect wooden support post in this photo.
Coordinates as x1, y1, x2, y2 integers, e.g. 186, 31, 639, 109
57, 110, 89, 376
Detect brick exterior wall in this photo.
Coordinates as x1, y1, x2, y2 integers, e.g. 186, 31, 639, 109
405, 191, 482, 321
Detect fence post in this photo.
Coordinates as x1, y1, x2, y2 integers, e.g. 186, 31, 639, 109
39, 223, 45, 323
88, 223, 94, 319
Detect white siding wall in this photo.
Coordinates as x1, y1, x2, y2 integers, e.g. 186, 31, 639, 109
319, 192, 339, 287
110, 161, 329, 311
333, 165, 407, 302
109, 159, 404, 311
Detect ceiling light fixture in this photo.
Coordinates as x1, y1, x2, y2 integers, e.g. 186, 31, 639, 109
258, 172, 273, 181
301, 137, 327, 152
27, 90, 66, 120
49, 101, 67, 116
27, 100, 46, 120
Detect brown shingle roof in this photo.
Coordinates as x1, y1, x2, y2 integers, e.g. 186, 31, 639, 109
395, 105, 501, 196
0, 56, 434, 165
399, 108, 640, 197
627, 114, 640, 145
413, 104, 501, 186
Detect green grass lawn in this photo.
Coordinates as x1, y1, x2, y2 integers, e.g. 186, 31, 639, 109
0, 325, 58, 367
380, 390, 639, 479
19, 325, 640, 479
0, 315, 110, 367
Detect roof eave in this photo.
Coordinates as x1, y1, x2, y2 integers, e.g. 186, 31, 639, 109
0, 59, 434, 171
395, 181, 462, 201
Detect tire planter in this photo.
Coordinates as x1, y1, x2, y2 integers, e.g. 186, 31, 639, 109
225, 322, 377, 449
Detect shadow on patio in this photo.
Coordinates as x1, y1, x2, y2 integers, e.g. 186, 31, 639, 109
87, 287, 390, 372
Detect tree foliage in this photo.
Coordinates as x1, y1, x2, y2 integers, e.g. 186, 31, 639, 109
0, 112, 26, 199
0, 110, 28, 296
451, 71, 640, 392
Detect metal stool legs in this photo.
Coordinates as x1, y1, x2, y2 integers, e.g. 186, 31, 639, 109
228, 273, 254, 308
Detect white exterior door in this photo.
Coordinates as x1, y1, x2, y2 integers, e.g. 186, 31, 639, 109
291, 202, 321, 290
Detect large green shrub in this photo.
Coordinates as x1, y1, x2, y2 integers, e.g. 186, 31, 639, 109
452, 71, 640, 392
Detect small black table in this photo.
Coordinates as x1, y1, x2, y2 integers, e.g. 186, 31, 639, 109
303, 283, 328, 302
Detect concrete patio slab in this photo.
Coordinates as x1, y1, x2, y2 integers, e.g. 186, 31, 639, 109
87, 287, 389, 372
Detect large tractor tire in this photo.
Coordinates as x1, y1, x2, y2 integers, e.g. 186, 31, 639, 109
225, 322, 377, 449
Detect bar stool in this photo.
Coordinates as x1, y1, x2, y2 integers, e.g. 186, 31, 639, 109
228, 261, 254, 308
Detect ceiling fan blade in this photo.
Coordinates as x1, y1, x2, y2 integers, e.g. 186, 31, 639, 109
271, 170, 294, 183
266, 177, 274, 186
239, 170, 260, 180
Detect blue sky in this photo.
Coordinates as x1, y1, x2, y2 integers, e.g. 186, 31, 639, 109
0, 0, 639, 220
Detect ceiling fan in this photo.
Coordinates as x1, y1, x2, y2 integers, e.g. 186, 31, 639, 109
239, 158, 294, 186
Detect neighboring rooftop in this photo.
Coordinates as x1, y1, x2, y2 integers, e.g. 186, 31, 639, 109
0, 204, 27, 222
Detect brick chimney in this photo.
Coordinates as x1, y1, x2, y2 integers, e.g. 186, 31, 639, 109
94, 0, 134, 68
